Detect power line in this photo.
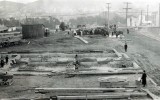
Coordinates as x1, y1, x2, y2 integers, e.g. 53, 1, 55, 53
123, 2, 132, 27
118, 12, 152, 14
40, 12, 101, 17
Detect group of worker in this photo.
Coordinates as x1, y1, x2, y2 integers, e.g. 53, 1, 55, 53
0, 55, 9, 68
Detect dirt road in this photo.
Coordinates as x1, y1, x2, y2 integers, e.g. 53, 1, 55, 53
114, 29, 160, 95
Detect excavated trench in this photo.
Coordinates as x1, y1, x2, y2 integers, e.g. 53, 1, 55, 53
0, 49, 154, 100
8, 49, 141, 74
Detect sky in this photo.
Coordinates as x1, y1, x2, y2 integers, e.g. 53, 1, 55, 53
0, 0, 38, 3
0, 0, 159, 12
0, 0, 159, 4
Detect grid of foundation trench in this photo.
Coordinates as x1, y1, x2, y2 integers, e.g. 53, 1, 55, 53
0, 49, 155, 100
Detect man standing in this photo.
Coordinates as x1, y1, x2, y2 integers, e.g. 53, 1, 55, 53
141, 70, 147, 87
1, 59, 5, 68
5, 55, 9, 64
127, 29, 129, 34
74, 54, 80, 71
124, 42, 128, 52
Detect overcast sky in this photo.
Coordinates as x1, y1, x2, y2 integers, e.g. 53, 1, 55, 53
0, 0, 37, 3
0, 0, 159, 4
0, 0, 160, 12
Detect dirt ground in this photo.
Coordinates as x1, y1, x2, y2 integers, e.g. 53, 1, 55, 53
1, 29, 160, 99
0, 74, 152, 99
0, 31, 115, 53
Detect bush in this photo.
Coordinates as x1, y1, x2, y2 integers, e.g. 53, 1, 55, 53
59, 22, 66, 31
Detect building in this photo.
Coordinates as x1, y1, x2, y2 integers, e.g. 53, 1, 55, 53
127, 15, 154, 27
0, 25, 8, 33
127, 17, 139, 27
22, 24, 45, 39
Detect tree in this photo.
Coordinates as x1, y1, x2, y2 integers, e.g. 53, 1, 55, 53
59, 22, 66, 31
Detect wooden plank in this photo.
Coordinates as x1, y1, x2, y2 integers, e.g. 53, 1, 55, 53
74, 36, 88, 44
113, 49, 122, 57
57, 94, 129, 99
46, 92, 147, 97
67, 71, 143, 76
35, 88, 125, 93
142, 89, 160, 100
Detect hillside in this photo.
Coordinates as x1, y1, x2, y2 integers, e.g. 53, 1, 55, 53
0, 0, 126, 21
0, 1, 25, 18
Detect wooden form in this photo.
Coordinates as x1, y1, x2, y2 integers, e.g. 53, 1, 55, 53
56, 95, 129, 100
35, 88, 125, 93
67, 70, 143, 76
46, 92, 147, 97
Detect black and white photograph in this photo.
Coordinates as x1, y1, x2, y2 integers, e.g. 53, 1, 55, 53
0, 0, 160, 99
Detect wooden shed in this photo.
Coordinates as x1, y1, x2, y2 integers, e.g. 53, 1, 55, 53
22, 24, 45, 39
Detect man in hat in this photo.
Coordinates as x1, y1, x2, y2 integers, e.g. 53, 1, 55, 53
124, 42, 128, 52
5, 55, 9, 64
141, 70, 147, 87
1, 59, 5, 68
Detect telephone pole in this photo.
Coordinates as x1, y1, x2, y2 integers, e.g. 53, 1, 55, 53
141, 10, 143, 26
106, 3, 111, 29
159, 3, 160, 27
123, 2, 131, 28
147, 5, 149, 22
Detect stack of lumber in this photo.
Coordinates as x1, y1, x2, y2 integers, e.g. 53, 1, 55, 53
99, 76, 129, 88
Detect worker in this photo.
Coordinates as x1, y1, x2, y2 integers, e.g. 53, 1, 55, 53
73, 30, 77, 36
5, 55, 9, 64
1, 59, 5, 68
141, 70, 147, 87
124, 42, 128, 52
116, 32, 118, 38
80, 30, 83, 36
75, 54, 78, 61
74, 54, 79, 71
127, 29, 129, 34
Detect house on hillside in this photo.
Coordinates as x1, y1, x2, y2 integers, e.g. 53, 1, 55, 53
22, 24, 45, 39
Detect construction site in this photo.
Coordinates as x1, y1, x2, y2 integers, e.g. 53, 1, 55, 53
0, 28, 159, 100
1, 0, 160, 100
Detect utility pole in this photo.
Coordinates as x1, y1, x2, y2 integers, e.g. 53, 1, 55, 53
106, 3, 111, 29
147, 5, 149, 22
123, 2, 131, 28
25, 15, 28, 24
141, 10, 143, 26
159, 3, 160, 27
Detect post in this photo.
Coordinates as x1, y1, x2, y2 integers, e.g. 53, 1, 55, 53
86, 94, 88, 100
147, 5, 149, 22
25, 15, 28, 24
159, 3, 160, 27
141, 10, 143, 26
106, 3, 111, 29
123, 2, 131, 32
